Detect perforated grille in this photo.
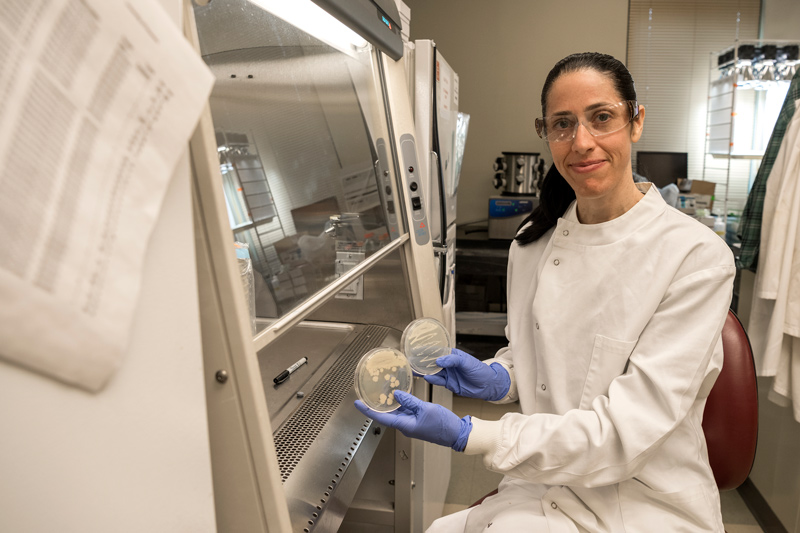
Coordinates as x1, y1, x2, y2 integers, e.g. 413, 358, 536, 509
274, 325, 389, 482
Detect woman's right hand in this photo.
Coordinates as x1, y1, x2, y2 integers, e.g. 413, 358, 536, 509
425, 349, 510, 401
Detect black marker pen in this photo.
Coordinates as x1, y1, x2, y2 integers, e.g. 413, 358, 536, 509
273, 357, 308, 384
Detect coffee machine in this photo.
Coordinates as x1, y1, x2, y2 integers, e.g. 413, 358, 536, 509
488, 152, 544, 239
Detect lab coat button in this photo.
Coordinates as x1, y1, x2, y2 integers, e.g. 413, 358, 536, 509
563, 230, 569, 236
535, 322, 539, 330
541, 384, 546, 391
551, 502, 558, 509
553, 259, 560, 266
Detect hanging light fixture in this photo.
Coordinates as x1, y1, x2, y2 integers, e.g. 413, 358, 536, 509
737, 62, 755, 83
724, 42, 800, 87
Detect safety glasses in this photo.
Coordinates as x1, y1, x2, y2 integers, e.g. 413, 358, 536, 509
535, 100, 640, 143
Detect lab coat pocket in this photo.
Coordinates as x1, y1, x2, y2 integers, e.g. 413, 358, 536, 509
619, 480, 717, 532
579, 335, 636, 410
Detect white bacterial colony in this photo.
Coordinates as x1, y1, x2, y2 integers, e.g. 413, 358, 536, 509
370, 367, 400, 406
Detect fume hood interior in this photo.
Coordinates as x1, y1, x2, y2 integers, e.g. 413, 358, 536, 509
189, 0, 449, 531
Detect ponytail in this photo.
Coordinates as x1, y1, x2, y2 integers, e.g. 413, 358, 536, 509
514, 165, 575, 245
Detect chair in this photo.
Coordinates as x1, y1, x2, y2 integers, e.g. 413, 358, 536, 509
702, 308, 759, 490
470, 309, 759, 508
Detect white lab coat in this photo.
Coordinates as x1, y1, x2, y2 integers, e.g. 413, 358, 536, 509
748, 101, 800, 420
428, 184, 735, 533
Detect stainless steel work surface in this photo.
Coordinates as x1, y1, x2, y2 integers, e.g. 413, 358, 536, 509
282, 387, 386, 532
268, 323, 402, 532
257, 320, 355, 429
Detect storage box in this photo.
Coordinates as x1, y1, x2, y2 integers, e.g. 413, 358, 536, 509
690, 180, 716, 210
676, 181, 716, 215
273, 235, 302, 264
677, 194, 713, 215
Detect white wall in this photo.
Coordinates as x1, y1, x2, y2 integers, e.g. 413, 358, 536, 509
402, 0, 630, 225
0, 156, 216, 533
761, 0, 800, 40
0, 2, 216, 531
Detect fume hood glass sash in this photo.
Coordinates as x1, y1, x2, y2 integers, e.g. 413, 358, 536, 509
193, 0, 407, 332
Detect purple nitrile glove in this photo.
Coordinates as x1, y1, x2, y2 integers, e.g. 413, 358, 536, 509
425, 348, 510, 401
354, 390, 472, 451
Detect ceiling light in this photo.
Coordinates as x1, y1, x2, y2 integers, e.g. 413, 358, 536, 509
252, 0, 369, 56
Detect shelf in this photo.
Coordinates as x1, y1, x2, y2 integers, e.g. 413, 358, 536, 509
710, 153, 763, 160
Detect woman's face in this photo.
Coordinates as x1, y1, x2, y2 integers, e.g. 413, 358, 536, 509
545, 68, 644, 204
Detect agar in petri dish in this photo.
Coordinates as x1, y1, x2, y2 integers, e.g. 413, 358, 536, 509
354, 347, 412, 413
401, 317, 451, 375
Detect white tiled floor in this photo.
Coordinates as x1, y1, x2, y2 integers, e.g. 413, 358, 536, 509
444, 396, 764, 532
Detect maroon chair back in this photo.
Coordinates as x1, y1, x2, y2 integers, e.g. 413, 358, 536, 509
702, 309, 759, 491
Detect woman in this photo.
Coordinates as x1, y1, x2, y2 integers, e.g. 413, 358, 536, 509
356, 52, 735, 532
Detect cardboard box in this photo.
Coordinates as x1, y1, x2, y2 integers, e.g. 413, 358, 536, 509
677, 194, 713, 215
677, 194, 697, 215
273, 235, 302, 264
690, 180, 716, 210
676, 180, 717, 215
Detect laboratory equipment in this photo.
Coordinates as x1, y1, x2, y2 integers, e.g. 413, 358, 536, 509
189, 0, 448, 531
405, 39, 462, 340
403, 33, 463, 527
703, 40, 800, 219
487, 196, 537, 240
492, 152, 543, 196
488, 152, 542, 240
401, 317, 450, 375
354, 347, 413, 412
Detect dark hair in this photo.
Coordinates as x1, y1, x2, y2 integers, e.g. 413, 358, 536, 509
515, 52, 638, 245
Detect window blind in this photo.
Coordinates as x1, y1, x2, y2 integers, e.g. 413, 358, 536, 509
627, 0, 761, 213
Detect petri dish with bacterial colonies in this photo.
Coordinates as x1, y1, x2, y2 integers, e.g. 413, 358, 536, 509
355, 347, 412, 412
401, 317, 451, 375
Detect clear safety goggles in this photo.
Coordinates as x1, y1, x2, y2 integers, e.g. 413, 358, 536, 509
535, 100, 639, 143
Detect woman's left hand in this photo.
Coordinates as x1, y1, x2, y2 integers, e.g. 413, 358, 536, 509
425, 349, 511, 401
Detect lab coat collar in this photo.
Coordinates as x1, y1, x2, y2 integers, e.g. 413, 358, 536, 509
557, 183, 666, 246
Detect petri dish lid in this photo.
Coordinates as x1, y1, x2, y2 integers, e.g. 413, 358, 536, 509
354, 347, 412, 413
401, 317, 451, 375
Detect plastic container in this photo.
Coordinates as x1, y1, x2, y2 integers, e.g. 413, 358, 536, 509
401, 317, 451, 375
354, 347, 412, 413
713, 217, 726, 239
234, 241, 256, 334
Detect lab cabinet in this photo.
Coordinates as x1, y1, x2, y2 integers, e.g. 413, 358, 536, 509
452, 226, 510, 339
186, 1, 449, 531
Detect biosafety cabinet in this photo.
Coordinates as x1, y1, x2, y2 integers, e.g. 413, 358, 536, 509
186, 0, 452, 531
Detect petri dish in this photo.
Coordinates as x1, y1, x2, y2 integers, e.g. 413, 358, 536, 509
354, 347, 412, 413
401, 317, 451, 375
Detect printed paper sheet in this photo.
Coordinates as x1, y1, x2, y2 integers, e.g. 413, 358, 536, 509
0, 0, 214, 391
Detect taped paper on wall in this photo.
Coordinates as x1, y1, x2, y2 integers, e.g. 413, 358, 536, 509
0, 0, 213, 391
